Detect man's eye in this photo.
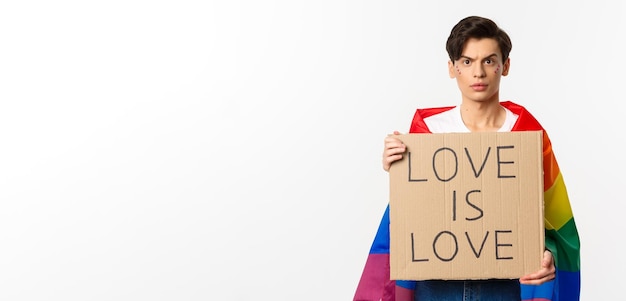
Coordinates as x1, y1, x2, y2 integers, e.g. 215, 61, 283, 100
463, 59, 471, 65
485, 59, 493, 64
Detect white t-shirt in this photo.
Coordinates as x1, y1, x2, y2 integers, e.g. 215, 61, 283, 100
423, 105, 519, 133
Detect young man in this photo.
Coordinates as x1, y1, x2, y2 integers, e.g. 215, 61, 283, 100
354, 16, 580, 301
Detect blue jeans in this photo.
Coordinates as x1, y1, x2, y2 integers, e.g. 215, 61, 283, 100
414, 279, 521, 301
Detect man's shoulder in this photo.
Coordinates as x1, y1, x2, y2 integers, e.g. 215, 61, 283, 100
414, 105, 456, 118
500, 101, 545, 132
409, 105, 457, 133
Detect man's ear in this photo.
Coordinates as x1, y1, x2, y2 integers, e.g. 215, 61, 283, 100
502, 58, 510, 76
448, 60, 456, 78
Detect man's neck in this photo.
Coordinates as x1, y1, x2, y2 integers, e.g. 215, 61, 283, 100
459, 101, 505, 132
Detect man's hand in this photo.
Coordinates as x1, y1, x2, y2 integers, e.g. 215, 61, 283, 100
382, 131, 406, 172
519, 250, 556, 285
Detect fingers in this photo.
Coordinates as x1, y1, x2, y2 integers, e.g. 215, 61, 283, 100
542, 250, 554, 268
384, 137, 405, 150
383, 131, 406, 171
519, 250, 555, 285
383, 154, 404, 171
519, 268, 555, 285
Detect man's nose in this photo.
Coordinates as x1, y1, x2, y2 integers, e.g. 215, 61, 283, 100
473, 65, 486, 78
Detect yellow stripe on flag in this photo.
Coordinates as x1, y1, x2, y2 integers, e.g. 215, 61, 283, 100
543, 172, 573, 230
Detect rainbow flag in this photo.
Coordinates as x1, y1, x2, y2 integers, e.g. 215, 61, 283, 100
354, 101, 580, 301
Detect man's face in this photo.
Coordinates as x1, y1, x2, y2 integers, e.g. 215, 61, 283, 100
448, 38, 510, 104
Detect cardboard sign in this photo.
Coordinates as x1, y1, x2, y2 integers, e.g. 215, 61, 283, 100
389, 131, 544, 280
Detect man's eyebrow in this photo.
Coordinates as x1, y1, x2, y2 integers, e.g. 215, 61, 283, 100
459, 53, 499, 60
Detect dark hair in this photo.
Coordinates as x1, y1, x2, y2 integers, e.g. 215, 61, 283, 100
446, 16, 512, 62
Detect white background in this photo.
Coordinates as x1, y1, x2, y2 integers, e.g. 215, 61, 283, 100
0, 1, 623, 300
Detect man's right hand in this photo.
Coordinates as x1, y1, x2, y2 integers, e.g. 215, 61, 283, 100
382, 130, 406, 172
